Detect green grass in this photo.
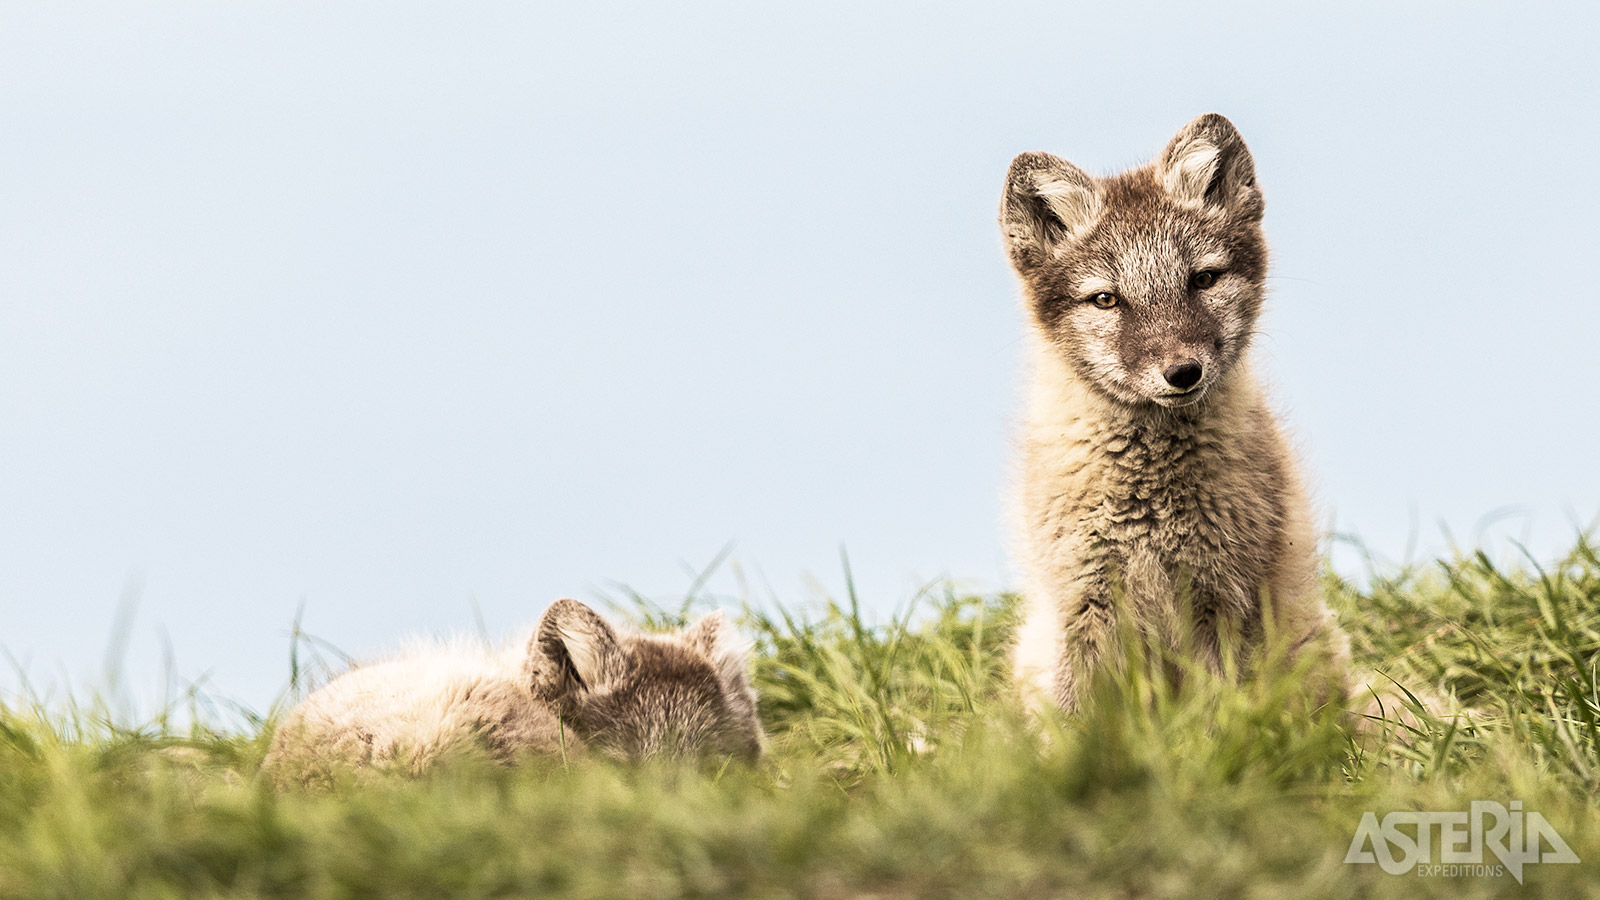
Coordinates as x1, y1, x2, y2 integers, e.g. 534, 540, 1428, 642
4, 539, 1600, 899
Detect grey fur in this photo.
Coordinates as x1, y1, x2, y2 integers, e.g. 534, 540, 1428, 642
1001, 113, 1349, 713
262, 599, 764, 784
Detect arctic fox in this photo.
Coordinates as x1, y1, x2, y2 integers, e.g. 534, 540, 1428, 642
999, 113, 1349, 713
263, 599, 764, 783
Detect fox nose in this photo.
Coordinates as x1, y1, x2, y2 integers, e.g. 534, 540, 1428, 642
1162, 360, 1203, 391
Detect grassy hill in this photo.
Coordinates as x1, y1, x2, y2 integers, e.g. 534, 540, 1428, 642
3, 539, 1598, 899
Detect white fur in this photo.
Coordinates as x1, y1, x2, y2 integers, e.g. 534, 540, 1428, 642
263, 602, 766, 783
267, 634, 548, 777
1034, 173, 1101, 237
1161, 141, 1221, 205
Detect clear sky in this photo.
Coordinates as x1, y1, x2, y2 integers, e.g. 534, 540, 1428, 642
3, 2, 1597, 714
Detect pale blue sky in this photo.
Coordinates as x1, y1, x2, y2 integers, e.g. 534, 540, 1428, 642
3, 2, 1597, 713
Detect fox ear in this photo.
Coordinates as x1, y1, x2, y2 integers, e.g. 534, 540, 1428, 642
528, 599, 630, 700
1157, 113, 1263, 220
1000, 151, 1101, 271
680, 610, 754, 689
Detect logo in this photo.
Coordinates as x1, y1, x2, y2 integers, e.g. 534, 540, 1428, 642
1345, 800, 1579, 883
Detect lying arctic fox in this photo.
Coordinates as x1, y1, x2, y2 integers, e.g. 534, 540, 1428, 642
263, 599, 764, 782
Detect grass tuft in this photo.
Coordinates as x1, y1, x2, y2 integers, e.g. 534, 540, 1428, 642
3, 538, 1600, 897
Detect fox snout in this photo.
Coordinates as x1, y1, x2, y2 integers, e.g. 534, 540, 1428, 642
1161, 359, 1203, 391
1148, 350, 1213, 407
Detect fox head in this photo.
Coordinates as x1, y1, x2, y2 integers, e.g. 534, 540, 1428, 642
525, 599, 764, 763
1000, 113, 1268, 410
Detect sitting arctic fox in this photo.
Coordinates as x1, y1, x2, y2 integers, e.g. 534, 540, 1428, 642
999, 113, 1351, 713
263, 598, 764, 783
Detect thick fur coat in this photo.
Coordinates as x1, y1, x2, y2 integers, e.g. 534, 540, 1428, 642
1001, 114, 1350, 712
263, 599, 764, 783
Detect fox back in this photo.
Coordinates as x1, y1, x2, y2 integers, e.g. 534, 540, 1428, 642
263, 599, 764, 784
1000, 114, 1348, 713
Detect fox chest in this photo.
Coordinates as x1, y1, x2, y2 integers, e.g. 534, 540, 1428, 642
1036, 428, 1285, 617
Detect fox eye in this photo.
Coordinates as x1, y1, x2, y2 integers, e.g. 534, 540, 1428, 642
1190, 270, 1221, 290
1087, 292, 1119, 309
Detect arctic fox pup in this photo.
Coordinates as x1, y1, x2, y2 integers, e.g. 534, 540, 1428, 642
999, 113, 1349, 713
264, 598, 764, 782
